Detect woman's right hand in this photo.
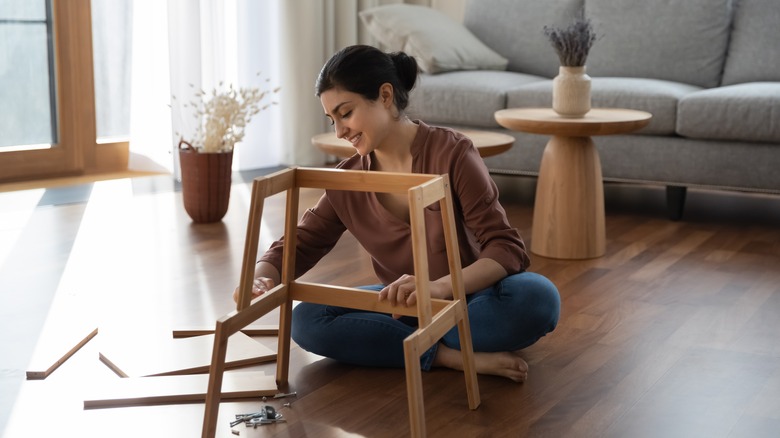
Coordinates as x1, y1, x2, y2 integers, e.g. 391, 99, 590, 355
232, 277, 276, 304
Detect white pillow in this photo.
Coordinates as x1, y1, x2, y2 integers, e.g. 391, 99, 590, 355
359, 4, 508, 74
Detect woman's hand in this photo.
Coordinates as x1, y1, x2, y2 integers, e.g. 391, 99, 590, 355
379, 274, 416, 307
232, 277, 276, 304
379, 274, 451, 318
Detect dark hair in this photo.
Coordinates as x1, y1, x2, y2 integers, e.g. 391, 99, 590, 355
315, 45, 419, 112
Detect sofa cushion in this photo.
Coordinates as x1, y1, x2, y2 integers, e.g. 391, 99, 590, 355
506, 77, 700, 135
677, 83, 780, 143
463, 0, 583, 79
358, 4, 508, 74
585, 0, 731, 88
722, 0, 780, 86
407, 71, 547, 128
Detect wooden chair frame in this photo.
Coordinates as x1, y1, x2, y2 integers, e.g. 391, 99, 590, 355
201, 167, 480, 437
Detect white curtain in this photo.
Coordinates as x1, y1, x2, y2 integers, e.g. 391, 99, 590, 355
166, 0, 282, 174
128, 0, 282, 175
127, 0, 464, 173
127, 0, 173, 173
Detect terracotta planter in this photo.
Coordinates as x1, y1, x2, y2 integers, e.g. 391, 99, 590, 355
552, 66, 591, 118
178, 140, 233, 223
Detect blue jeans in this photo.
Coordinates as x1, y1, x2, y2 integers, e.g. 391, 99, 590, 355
291, 272, 560, 371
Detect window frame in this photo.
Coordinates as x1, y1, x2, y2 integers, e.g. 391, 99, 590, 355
0, 0, 128, 183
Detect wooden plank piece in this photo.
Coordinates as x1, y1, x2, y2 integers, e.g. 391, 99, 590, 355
84, 371, 277, 409
172, 325, 278, 338
26, 326, 98, 380
27, 318, 98, 380
292, 281, 448, 316
295, 167, 438, 193
99, 331, 276, 377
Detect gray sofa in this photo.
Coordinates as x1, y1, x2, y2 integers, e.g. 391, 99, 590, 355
406, 0, 780, 219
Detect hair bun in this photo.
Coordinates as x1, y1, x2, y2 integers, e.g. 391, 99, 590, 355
390, 52, 419, 92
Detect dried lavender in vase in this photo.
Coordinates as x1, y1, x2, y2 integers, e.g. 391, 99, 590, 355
543, 14, 597, 67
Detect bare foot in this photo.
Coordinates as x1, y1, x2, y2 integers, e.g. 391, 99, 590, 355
432, 343, 528, 382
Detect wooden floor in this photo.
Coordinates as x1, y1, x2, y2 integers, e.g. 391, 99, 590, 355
1, 172, 779, 437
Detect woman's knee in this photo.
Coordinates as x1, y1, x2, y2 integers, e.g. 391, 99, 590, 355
503, 272, 561, 331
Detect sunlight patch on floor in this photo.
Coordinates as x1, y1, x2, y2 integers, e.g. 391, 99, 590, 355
50, 178, 181, 331
0, 189, 45, 268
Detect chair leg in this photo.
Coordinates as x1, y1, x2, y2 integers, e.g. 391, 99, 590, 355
202, 322, 230, 438
455, 308, 480, 410
404, 338, 426, 438
275, 298, 293, 387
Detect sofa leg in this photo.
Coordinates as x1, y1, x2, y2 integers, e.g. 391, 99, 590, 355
666, 185, 687, 221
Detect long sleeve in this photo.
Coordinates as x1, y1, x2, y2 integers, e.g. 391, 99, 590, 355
447, 137, 530, 274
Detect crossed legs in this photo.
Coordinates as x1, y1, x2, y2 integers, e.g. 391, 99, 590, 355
291, 272, 560, 381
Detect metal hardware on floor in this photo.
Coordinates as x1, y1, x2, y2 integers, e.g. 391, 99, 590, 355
229, 405, 284, 428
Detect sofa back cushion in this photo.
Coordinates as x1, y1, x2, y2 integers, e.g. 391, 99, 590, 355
585, 0, 732, 88
463, 0, 584, 78
359, 4, 509, 74
721, 0, 780, 85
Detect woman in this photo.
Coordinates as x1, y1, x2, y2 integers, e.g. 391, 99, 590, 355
235, 45, 560, 382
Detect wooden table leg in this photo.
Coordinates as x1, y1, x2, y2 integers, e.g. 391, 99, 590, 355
531, 135, 605, 259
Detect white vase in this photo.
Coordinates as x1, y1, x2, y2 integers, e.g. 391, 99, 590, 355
552, 66, 591, 118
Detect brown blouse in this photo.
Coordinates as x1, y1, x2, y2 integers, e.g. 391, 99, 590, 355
259, 121, 530, 284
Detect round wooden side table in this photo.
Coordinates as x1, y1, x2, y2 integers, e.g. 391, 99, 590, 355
311, 129, 514, 159
495, 108, 652, 259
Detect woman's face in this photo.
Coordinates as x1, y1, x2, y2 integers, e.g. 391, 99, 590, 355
320, 85, 394, 156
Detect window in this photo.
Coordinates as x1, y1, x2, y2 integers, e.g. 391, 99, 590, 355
0, 0, 57, 148
0, 0, 129, 183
